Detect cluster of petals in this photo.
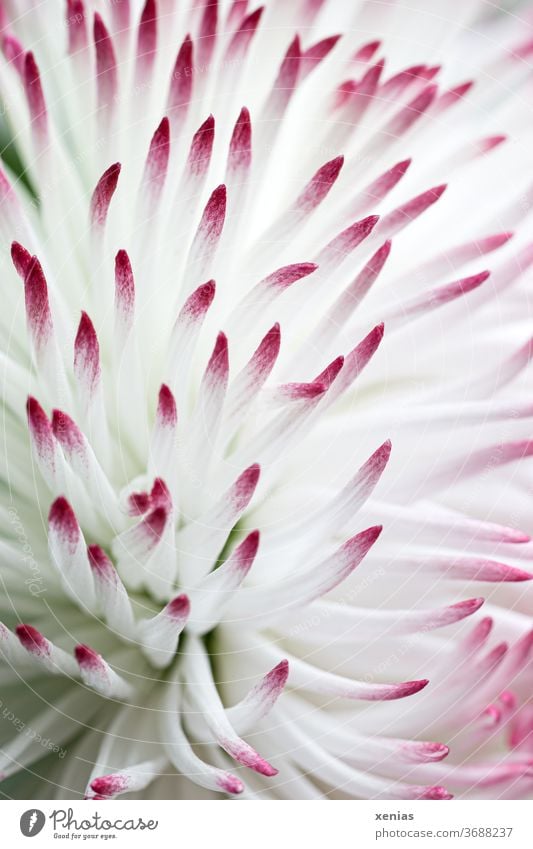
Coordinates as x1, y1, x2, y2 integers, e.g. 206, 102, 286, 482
0, 0, 531, 800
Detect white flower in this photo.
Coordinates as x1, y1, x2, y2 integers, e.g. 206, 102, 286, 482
0, 0, 532, 801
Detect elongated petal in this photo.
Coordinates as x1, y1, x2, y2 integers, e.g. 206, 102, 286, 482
88, 545, 135, 637
137, 594, 190, 668
184, 640, 278, 777
94, 14, 118, 117
179, 466, 260, 582
162, 679, 244, 795
48, 497, 96, 607
229, 526, 382, 622
89, 757, 168, 799
16, 624, 78, 676
75, 644, 133, 699
188, 531, 260, 632
90, 163, 121, 230
226, 659, 289, 734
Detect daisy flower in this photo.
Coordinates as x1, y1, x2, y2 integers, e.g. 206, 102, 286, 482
0, 0, 532, 800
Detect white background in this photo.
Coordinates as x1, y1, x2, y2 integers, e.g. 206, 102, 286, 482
2, 799, 532, 848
